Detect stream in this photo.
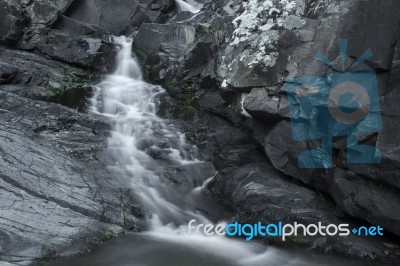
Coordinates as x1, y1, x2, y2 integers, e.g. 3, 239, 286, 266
44, 4, 391, 265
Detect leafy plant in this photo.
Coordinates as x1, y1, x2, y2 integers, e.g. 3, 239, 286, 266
184, 86, 199, 106
165, 77, 175, 91
133, 48, 149, 62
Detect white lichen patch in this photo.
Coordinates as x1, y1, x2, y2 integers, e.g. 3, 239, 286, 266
239, 31, 280, 68
221, 79, 228, 88
228, 0, 305, 69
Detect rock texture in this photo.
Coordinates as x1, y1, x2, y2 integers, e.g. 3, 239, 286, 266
139, 0, 400, 263
1, 0, 400, 265
0, 90, 141, 265
0, 1, 146, 265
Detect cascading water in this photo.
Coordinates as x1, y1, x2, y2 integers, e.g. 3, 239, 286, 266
91, 36, 283, 265
49, 37, 373, 266
175, 0, 200, 13
91, 36, 206, 226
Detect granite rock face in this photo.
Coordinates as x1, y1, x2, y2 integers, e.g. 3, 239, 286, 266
179, 0, 400, 239
0, 0, 27, 45
0, 1, 146, 264
0, 90, 142, 264
142, 0, 400, 262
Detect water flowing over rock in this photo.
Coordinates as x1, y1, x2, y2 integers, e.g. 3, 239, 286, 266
1, 0, 400, 264
175, 0, 200, 13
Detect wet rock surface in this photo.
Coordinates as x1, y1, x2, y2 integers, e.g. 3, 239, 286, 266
0, 91, 142, 264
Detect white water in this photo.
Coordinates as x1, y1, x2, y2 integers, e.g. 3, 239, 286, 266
175, 0, 200, 13
87, 36, 360, 266
92, 36, 204, 225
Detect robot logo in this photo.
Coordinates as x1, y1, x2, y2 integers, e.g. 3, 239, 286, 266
287, 39, 382, 168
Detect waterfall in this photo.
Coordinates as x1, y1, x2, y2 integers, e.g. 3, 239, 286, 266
89, 36, 316, 266
91, 36, 205, 225
175, 0, 200, 13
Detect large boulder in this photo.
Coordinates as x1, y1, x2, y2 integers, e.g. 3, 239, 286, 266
0, 0, 27, 45
65, 0, 139, 35
18, 0, 75, 49
0, 90, 141, 264
134, 23, 195, 55
211, 0, 400, 238
0, 46, 98, 110
208, 161, 400, 260
39, 29, 117, 72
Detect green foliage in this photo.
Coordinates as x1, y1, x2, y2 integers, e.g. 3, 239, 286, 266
47, 31, 56, 39
188, 35, 196, 44
49, 70, 97, 97
204, 26, 217, 35
165, 77, 175, 91
290, 235, 313, 245
99, 227, 114, 241
184, 86, 199, 106
44, 70, 98, 110
133, 48, 149, 63
46, 70, 94, 92
35, 247, 46, 262
204, 25, 226, 35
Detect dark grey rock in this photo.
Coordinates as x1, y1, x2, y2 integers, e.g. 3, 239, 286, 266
329, 169, 400, 236
208, 161, 400, 261
18, 0, 75, 50
208, 0, 400, 240
0, 90, 141, 264
134, 23, 195, 55
39, 29, 117, 72
65, 0, 139, 35
243, 87, 290, 121
0, 0, 27, 45
0, 45, 98, 110
54, 15, 107, 37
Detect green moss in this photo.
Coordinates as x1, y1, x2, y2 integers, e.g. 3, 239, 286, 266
47, 70, 98, 110
171, 105, 196, 121
133, 48, 149, 63
99, 227, 114, 241
203, 25, 226, 35
290, 235, 314, 246
184, 86, 199, 106
164, 77, 175, 91
188, 35, 196, 44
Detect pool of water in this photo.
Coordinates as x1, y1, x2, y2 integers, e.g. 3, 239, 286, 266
45, 233, 388, 266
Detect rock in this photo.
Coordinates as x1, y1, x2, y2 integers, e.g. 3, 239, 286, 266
18, 0, 75, 49
208, 161, 400, 261
54, 15, 107, 36
0, 90, 141, 264
243, 87, 290, 121
216, 0, 308, 88
65, 0, 139, 35
0, 0, 27, 45
329, 169, 400, 236
208, 0, 400, 240
157, 162, 216, 196
39, 29, 117, 72
134, 23, 195, 55
149, 0, 175, 13
0, 45, 98, 110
